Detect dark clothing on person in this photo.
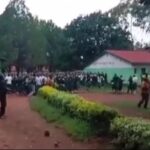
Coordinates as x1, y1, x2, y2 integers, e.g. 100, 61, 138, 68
0, 77, 7, 118
118, 77, 123, 92
104, 73, 108, 84
138, 93, 149, 108
111, 75, 118, 91
127, 76, 133, 94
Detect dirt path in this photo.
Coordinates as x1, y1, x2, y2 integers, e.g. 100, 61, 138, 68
78, 91, 150, 119
78, 91, 139, 104
0, 94, 106, 149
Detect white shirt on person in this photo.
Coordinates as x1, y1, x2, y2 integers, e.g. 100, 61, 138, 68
35, 76, 42, 86
98, 76, 101, 83
133, 76, 138, 83
5, 75, 12, 85
40, 75, 47, 85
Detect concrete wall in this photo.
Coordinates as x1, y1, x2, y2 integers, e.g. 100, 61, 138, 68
84, 54, 133, 82
133, 65, 150, 82
86, 53, 132, 69
84, 53, 150, 83
84, 68, 134, 83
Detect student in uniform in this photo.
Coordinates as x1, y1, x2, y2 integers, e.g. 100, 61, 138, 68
118, 75, 123, 93
132, 74, 138, 94
127, 76, 133, 94
111, 74, 118, 93
5, 73, 12, 92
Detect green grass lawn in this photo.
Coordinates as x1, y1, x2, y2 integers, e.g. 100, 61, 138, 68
30, 97, 95, 141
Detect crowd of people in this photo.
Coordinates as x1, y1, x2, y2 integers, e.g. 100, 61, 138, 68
3, 71, 150, 95
3, 71, 108, 95
111, 74, 139, 94
55, 72, 108, 91
111, 73, 150, 109
0, 70, 150, 118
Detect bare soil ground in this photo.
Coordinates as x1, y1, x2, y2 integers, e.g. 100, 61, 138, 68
0, 94, 111, 149
78, 90, 150, 119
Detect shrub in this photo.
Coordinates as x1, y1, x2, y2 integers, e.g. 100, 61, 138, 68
31, 97, 93, 140
36, 86, 150, 149
111, 117, 150, 150
38, 86, 119, 134
38, 86, 57, 95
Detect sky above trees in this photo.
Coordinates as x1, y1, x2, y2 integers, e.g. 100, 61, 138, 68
0, 0, 149, 43
0, 0, 134, 71
0, 0, 120, 27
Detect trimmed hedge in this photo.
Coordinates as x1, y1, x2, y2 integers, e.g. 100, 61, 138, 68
38, 86, 150, 150
111, 117, 150, 150
31, 97, 94, 140
38, 86, 119, 134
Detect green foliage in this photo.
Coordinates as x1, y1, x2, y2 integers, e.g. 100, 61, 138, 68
65, 12, 133, 69
0, 0, 135, 70
31, 97, 94, 140
109, 0, 150, 32
0, 0, 71, 71
111, 117, 150, 150
38, 86, 119, 134
38, 86, 150, 149
139, 0, 150, 5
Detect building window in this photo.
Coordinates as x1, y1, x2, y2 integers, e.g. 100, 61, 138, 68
141, 68, 146, 74
134, 68, 137, 74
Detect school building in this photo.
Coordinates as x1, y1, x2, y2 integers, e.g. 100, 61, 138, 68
84, 50, 150, 83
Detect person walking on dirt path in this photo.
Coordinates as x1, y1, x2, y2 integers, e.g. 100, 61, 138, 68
138, 77, 150, 109
0, 74, 7, 118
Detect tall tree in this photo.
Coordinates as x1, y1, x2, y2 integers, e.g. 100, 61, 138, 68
140, 0, 150, 5
0, 0, 71, 71
65, 12, 133, 69
0, 0, 33, 70
36, 19, 72, 70
109, 0, 150, 32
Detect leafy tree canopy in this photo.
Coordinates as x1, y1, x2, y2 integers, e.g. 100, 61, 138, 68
65, 12, 133, 69
109, 0, 150, 32
0, 0, 70, 71
0, 0, 137, 71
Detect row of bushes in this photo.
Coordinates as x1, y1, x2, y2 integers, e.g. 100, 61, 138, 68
38, 86, 150, 150
111, 117, 150, 150
38, 86, 119, 134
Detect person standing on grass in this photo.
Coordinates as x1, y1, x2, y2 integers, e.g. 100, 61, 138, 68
138, 77, 150, 109
0, 74, 7, 118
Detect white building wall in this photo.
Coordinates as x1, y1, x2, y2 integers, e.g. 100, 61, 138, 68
87, 54, 132, 69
